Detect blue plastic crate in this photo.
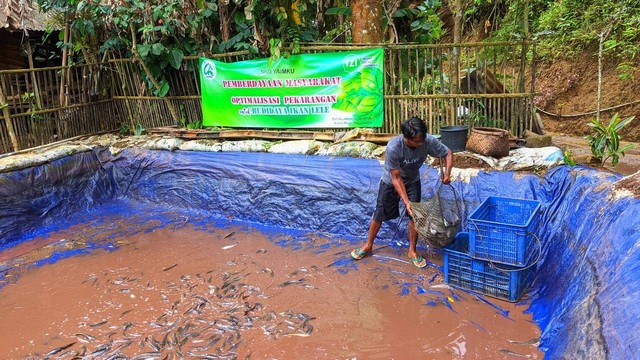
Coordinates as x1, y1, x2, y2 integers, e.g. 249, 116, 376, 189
444, 232, 530, 302
468, 196, 541, 266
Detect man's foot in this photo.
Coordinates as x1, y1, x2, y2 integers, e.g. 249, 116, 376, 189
409, 255, 427, 268
350, 247, 370, 260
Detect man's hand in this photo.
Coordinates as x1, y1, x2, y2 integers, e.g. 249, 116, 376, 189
442, 149, 454, 185
405, 201, 414, 218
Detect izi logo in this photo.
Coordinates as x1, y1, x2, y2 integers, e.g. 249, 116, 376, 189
343, 55, 361, 72
202, 60, 217, 80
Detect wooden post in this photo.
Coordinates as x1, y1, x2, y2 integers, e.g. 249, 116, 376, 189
524, 0, 530, 40
452, 0, 462, 96
596, 26, 612, 122
25, 38, 43, 109
59, 11, 71, 108
0, 77, 19, 152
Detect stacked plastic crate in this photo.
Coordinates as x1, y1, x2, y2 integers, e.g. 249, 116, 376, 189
444, 196, 541, 302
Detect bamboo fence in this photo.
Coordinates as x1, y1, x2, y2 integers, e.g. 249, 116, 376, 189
0, 42, 535, 154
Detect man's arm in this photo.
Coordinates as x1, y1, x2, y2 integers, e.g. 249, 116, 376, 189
442, 148, 453, 184
390, 169, 413, 217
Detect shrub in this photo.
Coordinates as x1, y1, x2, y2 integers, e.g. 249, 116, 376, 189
585, 113, 636, 166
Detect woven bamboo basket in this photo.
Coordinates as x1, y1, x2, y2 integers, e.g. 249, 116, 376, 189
465, 127, 510, 158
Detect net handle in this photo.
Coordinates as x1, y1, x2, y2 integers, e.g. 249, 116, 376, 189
436, 157, 461, 222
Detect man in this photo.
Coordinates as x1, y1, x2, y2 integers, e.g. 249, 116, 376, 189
351, 117, 453, 268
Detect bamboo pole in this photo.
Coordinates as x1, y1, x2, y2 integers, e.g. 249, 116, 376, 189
0, 79, 19, 152
25, 38, 43, 110
59, 12, 70, 108
6, 99, 112, 118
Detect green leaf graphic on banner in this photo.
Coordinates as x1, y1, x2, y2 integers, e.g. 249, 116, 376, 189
333, 66, 383, 119
355, 97, 383, 120
334, 93, 359, 112
340, 76, 361, 93
361, 68, 382, 92
357, 94, 382, 113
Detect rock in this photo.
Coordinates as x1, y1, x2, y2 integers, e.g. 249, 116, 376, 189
524, 130, 552, 148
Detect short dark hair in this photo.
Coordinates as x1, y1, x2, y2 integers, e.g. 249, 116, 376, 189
401, 117, 427, 140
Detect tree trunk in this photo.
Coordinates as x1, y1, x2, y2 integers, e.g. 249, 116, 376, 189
351, 0, 383, 43
316, 0, 325, 36
219, 0, 231, 42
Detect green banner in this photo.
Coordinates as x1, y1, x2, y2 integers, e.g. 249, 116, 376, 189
200, 48, 384, 128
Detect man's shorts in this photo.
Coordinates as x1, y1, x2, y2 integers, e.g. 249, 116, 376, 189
372, 180, 421, 222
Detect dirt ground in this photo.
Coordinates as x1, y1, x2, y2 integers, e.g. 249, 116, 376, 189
549, 134, 640, 200
433, 153, 492, 170
534, 55, 640, 143
551, 133, 640, 175
532, 53, 640, 184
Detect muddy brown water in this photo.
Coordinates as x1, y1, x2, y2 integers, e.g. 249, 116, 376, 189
0, 219, 543, 359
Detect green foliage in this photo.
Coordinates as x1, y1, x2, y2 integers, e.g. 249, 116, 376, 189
389, 0, 445, 43
133, 123, 145, 136
20, 92, 44, 121
615, 62, 636, 81
186, 120, 203, 129
461, 100, 508, 129
563, 149, 576, 166
469, 0, 640, 63
35, 0, 257, 96
21, 92, 36, 103
178, 104, 203, 129
405, 0, 445, 43
253, 0, 317, 58
325, 7, 351, 16
119, 123, 130, 135
585, 113, 636, 166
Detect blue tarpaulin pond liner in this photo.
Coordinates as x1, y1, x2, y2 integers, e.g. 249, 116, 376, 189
1, 147, 639, 359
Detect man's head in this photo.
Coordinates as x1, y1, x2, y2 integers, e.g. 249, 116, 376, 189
401, 117, 427, 149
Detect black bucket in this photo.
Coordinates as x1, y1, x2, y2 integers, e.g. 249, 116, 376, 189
440, 125, 469, 152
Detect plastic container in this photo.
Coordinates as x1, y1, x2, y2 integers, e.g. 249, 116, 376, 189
444, 232, 530, 302
468, 196, 541, 266
439, 125, 469, 152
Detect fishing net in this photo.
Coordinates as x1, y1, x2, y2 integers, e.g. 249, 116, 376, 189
410, 184, 461, 248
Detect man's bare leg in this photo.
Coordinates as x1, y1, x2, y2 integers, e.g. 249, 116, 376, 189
357, 218, 382, 254
407, 218, 419, 259
407, 219, 426, 267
